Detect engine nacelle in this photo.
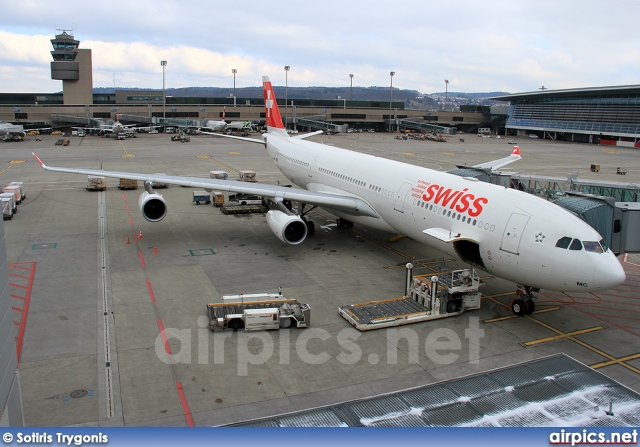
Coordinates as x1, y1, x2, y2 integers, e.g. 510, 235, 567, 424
266, 210, 308, 245
138, 191, 168, 222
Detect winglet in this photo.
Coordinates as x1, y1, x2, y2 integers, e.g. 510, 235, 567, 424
32, 152, 46, 168
262, 76, 285, 131
512, 145, 520, 156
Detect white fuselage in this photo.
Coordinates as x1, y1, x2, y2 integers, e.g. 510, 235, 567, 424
203, 120, 226, 132
264, 134, 625, 293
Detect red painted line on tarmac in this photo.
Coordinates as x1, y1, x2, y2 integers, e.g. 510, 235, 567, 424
128, 216, 134, 226
8, 262, 36, 363
125, 204, 130, 212
146, 278, 156, 303
11, 307, 24, 313
138, 251, 146, 269
9, 273, 29, 280
157, 319, 171, 355
175, 382, 195, 427
11, 295, 26, 300
10, 283, 28, 290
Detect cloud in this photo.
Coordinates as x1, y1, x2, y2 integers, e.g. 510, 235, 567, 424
0, 0, 638, 93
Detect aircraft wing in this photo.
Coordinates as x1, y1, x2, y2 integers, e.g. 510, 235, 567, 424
472, 146, 521, 170
32, 153, 379, 218
196, 130, 264, 144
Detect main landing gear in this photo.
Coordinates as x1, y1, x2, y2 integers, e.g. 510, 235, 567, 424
511, 285, 538, 316
336, 218, 354, 229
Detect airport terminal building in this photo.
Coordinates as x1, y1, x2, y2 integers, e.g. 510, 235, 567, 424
492, 85, 640, 146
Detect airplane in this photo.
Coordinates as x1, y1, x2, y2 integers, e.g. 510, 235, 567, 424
190, 107, 228, 134
33, 76, 626, 316
74, 114, 150, 136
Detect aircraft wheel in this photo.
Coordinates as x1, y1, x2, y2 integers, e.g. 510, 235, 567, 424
345, 220, 354, 229
306, 220, 315, 236
525, 299, 535, 315
446, 300, 459, 314
336, 218, 346, 229
511, 299, 527, 316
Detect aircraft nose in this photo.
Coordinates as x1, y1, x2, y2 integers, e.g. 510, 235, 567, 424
592, 256, 626, 290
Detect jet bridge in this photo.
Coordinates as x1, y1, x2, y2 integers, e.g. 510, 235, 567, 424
398, 119, 457, 134
446, 166, 640, 255
295, 115, 347, 133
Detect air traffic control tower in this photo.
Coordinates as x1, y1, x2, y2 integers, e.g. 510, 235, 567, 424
50, 31, 93, 105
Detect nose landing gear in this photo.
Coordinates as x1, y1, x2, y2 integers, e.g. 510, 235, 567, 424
511, 285, 537, 316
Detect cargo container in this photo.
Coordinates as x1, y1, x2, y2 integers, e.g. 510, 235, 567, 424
8, 182, 25, 201
192, 190, 211, 205
86, 176, 106, 191
118, 178, 138, 190
0, 193, 17, 215
210, 171, 228, 180
1, 199, 12, 220
2, 185, 22, 204
238, 170, 257, 182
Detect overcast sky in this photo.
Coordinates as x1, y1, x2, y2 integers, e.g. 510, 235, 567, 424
1, 0, 638, 95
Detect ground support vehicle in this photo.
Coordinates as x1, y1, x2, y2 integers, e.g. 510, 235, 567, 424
193, 190, 211, 205
339, 265, 481, 331
118, 178, 139, 190
228, 193, 264, 206
213, 192, 224, 207
207, 292, 311, 331
220, 204, 266, 215
86, 176, 106, 191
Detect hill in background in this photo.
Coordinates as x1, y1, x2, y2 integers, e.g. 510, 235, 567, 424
94, 86, 509, 109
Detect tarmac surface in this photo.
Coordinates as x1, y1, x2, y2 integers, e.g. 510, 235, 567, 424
3, 131, 640, 426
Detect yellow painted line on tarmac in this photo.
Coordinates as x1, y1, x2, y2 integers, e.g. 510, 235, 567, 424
120, 141, 135, 157
10, 160, 25, 164
208, 158, 238, 175
520, 325, 607, 347
196, 155, 211, 158
591, 352, 640, 371
229, 151, 240, 155
401, 152, 415, 156
482, 307, 561, 324
0, 170, 4, 175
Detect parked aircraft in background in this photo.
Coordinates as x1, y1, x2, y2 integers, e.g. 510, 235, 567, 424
33, 76, 626, 315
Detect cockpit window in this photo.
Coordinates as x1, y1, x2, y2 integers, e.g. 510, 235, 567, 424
569, 239, 583, 251
583, 241, 604, 253
555, 237, 572, 249
599, 238, 609, 252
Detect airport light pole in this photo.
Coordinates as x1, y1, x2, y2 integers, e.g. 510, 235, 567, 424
161, 60, 167, 130
284, 66, 290, 130
389, 71, 395, 133
349, 73, 354, 101
232, 68, 237, 107
444, 79, 449, 111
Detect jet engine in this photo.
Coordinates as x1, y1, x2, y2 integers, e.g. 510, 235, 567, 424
266, 210, 308, 245
138, 189, 168, 222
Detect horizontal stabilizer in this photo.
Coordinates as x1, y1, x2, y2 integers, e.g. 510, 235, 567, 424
473, 146, 521, 171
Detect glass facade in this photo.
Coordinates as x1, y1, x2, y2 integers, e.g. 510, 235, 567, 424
497, 87, 640, 139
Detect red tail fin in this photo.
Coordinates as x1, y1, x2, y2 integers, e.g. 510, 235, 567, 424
222, 106, 226, 121
262, 76, 285, 129
512, 145, 520, 156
